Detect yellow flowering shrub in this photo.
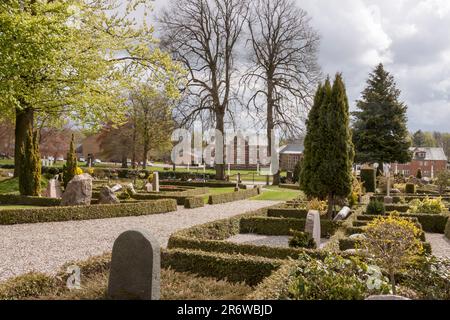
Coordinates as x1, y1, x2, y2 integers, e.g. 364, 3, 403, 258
75, 167, 83, 175
363, 214, 424, 295
408, 197, 446, 214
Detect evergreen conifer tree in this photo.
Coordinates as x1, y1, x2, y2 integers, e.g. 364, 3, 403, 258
352, 64, 411, 169
63, 134, 77, 188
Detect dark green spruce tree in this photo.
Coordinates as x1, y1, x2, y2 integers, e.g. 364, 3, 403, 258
63, 134, 77, 188
19, 128, 41, 196
352, 64, 411, 171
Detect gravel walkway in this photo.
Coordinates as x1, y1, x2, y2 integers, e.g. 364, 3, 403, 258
0, 200, 280, 282
425, 233, 450, 259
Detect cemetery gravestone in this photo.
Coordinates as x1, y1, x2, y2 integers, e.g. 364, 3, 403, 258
333, 206, 351, 221
61, 174, 93, 206
305, 210, 321, 248
152, 172, 160, 193
108, 230, 160, 300
98, 186, 120, 204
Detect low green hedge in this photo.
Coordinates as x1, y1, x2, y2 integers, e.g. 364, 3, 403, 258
445, 219, 450, 240
132, 193, 187, 205
208, 187, 260, 205
279, 184, 300, 191
267, 208, 309, 219
384, 204, 410, 213
405, 183, 416, 194
162, 180, 244, 188
168, 235, 330, 261
184, 196, 205, 209
339, 238, 431, 254
161, 248, 283, 286
0, 194, 61, 207
0, 199, 177, 225
345, 226, 366, 235
240, 217, 341, 238
399, 213, 449, 233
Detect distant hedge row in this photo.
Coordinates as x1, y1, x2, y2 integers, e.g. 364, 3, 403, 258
267, 208, 309, 219
0, 194, 61, 207
162, 180, 245, 188
0, 199, 177, 225
239, 216, 341, 238
208, 187, 260, 205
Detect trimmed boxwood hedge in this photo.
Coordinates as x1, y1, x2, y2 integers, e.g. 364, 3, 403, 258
168, 235, 330, 261
208, 187, 260, 205
0, 199, 177, 225
162, 180, 245, 188
360, 168, 376, 193
279, 184, 300, 190
267, 208, 309, 219
161, 248, 283, 286
399, 213, 448, 233
0, 194, 61, 207
445, 218, 450, 240
239, 216, 341, 238
339, 238, 431, 254
184, 196, 205, 209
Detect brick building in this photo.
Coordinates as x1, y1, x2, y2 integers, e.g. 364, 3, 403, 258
279, 144, 304, 171
392, 147, 448, 178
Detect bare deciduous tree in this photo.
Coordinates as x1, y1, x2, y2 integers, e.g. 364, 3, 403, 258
159, 0, 248, 180
242, 0, 321, 183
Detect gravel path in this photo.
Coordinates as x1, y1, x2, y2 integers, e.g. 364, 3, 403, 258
0, 200, 280, 282
426, 233, 450, 259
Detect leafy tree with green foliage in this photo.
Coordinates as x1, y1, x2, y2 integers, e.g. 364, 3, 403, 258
352, 64, 411, 168
412, 130, 426, 147
63, 134, 77, 188
19, 128, 41, 196
301, 74, 354, 217
0, 0, 182, 181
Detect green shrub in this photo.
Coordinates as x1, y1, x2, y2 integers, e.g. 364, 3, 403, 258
366, 200, 385, 215
446, 218, 450, 240
251, 253, 390, 300
208, 188, 260, 205
289, 230, 316, 249
161, 249, 282, 286
240, 217, 341, 238
408, 197, 446, 214
360, 168, 376, 193
402, 256, 450, 300
400, 213, 448, 233
385, 204, 410, 213
0, 194, 61, 206
0, 199, 177, 225
405, 183, 416, 194
0, 273, 60, 300
184, 196, 204, 209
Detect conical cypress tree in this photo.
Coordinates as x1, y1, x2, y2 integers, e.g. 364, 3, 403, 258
319, 73, 354, 217
19, 129, 41, 196
300, 81, 327, 197
353, 64, 411, 168
63, 134, 77, 188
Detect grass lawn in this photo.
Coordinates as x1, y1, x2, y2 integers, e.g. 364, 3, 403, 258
252, 186, 303, 201
0, 177, 48, 195
29, 269, 252, 300
0, 159, 14, 165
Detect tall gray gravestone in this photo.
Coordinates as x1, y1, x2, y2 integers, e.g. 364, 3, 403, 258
305, 210, 321, 248
152, 172, 160, 193
108, 230, 160, 300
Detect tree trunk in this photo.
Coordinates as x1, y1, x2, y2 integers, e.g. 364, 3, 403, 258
327, 193, 334, 219
14, 107, 34, 178
267, 78, 280, 186
390, 270, 396, 295
215, 111, 225, 181
132, 123, 137, 169
121, 154, 128, 169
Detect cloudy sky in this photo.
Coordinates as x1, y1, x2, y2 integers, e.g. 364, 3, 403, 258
151, 0, 450, 132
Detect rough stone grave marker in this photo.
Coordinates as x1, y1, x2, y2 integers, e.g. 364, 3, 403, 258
108, 230, 160, 300
61, 174, 92, 206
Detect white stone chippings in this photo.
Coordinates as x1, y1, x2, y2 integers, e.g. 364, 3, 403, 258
0, 200, 280, 282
